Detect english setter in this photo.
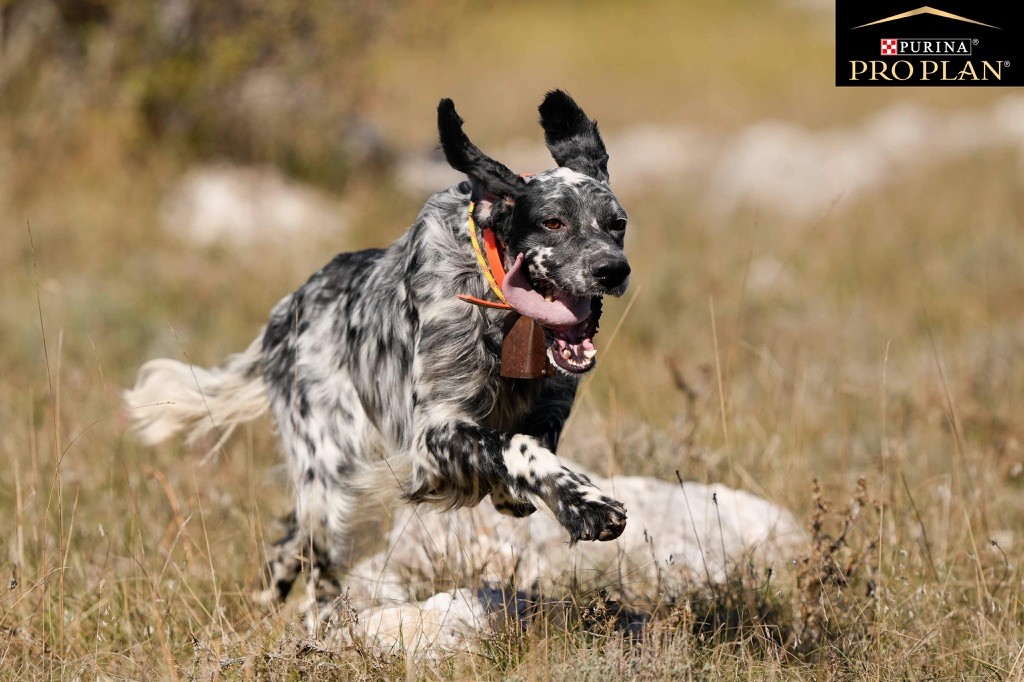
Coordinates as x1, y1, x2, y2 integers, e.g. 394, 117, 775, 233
125, 90, 632, 628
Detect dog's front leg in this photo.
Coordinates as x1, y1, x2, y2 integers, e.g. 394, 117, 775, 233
410, 310, 624, 540
408, 419, 626, 542
502, 432, 628, 542
489, 374, 578, 518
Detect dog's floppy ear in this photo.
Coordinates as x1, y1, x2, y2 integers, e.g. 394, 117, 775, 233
538, 90, 609, 183
438, 98, 525, 199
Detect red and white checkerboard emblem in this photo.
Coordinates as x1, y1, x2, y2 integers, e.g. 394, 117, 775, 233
880, 39, 899, 55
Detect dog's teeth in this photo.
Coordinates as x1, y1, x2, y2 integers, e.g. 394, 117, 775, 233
545, 293, 555, 302
562, 349, 572, 360
583, 349, 597, 359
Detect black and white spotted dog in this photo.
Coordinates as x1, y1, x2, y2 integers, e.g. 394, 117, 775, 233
125, 90, 632, 626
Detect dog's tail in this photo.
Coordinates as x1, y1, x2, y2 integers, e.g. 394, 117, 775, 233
123, 333, 269, 455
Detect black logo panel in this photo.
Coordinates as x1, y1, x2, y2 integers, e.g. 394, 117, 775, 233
836, 2, 1023, 86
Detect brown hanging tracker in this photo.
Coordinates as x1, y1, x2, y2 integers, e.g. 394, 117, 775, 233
500, 314, 549, 378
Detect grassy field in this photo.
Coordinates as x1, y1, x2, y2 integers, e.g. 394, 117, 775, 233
3, 0, 1024, 678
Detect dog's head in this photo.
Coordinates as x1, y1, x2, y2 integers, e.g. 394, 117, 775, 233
438, 90, 629, 376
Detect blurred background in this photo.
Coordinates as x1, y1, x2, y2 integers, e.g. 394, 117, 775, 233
3, 0, 1024, 676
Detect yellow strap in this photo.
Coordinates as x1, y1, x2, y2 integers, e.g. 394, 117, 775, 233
466, 202, 508, 304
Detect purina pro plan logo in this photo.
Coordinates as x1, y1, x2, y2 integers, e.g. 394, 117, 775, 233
879, 38, 971, 57
836, 3, 1024, 86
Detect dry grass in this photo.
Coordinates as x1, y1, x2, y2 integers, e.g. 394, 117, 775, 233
3, 1, 1024, 679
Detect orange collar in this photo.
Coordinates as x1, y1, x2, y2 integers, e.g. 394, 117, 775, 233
458, 201, 515, 311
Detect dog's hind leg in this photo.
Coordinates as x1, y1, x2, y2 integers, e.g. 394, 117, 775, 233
302, 540, 350, 635
264, 349, 382, 632
254, 510, 304, 607
254, 505, 361, 633
276, 422, 371, 634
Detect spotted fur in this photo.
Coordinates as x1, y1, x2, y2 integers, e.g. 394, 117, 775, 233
124, 90, 632, 629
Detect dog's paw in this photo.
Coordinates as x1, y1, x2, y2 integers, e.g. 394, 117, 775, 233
557, 494, 627, 543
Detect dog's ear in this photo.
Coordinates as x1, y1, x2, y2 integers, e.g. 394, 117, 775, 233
438, 98, 525, 199
538, 90, 609, 183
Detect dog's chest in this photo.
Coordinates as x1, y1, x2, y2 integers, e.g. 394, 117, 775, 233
484, 377, 544, 432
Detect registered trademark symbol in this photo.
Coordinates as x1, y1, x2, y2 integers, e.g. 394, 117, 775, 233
973, 39, 979, 45
1006, 61, 1011, 67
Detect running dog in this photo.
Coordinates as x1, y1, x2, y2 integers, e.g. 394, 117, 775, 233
125, 90, 632, 627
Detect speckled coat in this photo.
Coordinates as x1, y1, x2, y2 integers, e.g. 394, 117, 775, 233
125, 90, 632, 630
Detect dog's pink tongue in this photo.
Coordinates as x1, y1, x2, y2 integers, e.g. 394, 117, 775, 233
502, 253, 591, 327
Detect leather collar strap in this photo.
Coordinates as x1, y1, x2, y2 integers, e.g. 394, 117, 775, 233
458, 201, 514, 311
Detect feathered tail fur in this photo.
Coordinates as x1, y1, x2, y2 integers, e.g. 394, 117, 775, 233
123, 334, 269, 455
124, 331, 415, 511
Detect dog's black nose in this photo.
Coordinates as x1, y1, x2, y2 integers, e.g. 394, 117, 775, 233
593, 257, 631, 289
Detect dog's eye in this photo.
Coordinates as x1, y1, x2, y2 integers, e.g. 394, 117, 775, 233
542, 219, 565, 231
610, 218, 627, 233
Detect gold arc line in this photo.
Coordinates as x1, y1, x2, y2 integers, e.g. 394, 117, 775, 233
853, 6, 999, 30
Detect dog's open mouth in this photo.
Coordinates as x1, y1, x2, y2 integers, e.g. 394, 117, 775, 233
545, 305, 601, 373
502, 253, 602, 374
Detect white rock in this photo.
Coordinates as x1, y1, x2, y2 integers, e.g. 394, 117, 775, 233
351, 589, 490, 656
709, 96, 1024, 218
348, 462, 799, 599
159, 164, 347, 247
343, 462, 802, 654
